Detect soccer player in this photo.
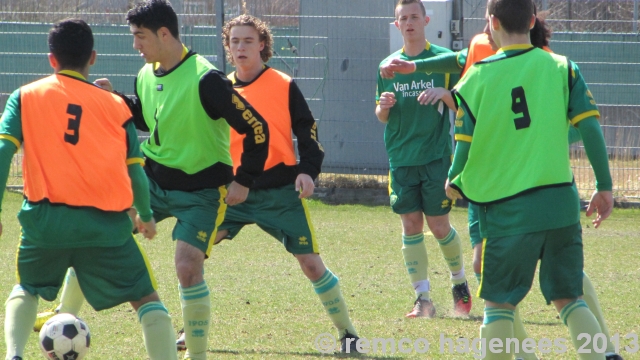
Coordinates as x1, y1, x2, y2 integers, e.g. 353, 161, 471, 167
36, 1, 271, 360
179, 13, 359, 354
0, 19, 178, 360
446, 0, 613, 358
375, 0, 471, 319
382, 14, 623, 360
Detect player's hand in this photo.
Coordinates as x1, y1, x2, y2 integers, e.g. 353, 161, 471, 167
136, 215, 157, 239
225, 181, 249, 206
295, 173, 315, 198
418, 87, 449, 105
378, 92, 396, 110
445, 179, 462, 200
586, 190, 613, 228
380, 59, 416, 79
93, 78, 113, 92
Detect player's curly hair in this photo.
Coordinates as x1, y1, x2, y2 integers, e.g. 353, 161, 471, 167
222, 14, 273, 66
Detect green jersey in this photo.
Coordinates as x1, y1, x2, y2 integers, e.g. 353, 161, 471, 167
452, 47, 573, 204
137, 54, 232, 174
128, 50, 270, 191
451, 45, 605, 237
377, 42, 458, 167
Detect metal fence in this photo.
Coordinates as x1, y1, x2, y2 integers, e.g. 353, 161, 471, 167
1, 0, 639, 199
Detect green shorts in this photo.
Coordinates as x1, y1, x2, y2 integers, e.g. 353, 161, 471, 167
17, 236, 157, 311
478, 222, 584, 306
389, 157, 453, 216
218, 184, 319, 255
468, 203, 483, 249
149, 178, 227, 258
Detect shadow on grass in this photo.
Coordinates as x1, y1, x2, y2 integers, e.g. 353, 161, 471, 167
209, 348, 405, 359
438, 314, 560, 327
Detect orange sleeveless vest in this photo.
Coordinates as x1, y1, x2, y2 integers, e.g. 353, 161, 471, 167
228, 68, 297, 172
462, 33, 496, 76
20, 74, 134, 211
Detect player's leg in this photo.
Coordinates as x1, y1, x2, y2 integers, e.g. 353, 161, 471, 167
131, 292, 178, 360
74, 236, 178, 360
479, 232, 543, 360
390, 166, 435, 317
250, 184, 359, 352
35, 181, 173, 329
6, 241, 71, 360
581, 272, 618, 356
541, 223, 604, 360
170, 185, 227, 360
423, 157, 470, 315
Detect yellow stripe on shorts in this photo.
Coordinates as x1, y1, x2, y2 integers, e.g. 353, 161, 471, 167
206, 185, 228, 257
300, 197, 319, 253
133, 236, 158, 290
477, 237, 487, 298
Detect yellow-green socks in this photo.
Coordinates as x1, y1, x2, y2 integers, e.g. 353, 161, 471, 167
57, 267, 85, 315
312, 269, 358, 338
137, 301, 178, 360
435, 227, 466, 285
513, 306, 538, 360
180, 281, 211, 360
4, 285, 38, 359
560, 299, 604, 360
481, 307, 515, 360
582, 272, 614, 353
402, 233, 430, 300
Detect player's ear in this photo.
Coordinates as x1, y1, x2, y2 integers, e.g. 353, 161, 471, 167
88, 50, 97, 66
425, 15, 430, 26
490, 14, 500, 32
394, 19, 400, 30
48, 53, 58, 70
529, 14, 536, 30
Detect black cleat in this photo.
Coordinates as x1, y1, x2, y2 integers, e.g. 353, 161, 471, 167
340, 331, 360, 354
452, 281, 472, 315
605, 353, 624, 360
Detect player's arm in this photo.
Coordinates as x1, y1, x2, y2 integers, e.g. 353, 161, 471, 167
289, 81, 324, 198
568, 61, 613, 227
116, 80, 148, 132
199, 70, 269, 188
414, 50, 466, 74
124, 120, 155, 238
0, 90, 24, 235
375, 73, 395, 123
446, 94, 475, 199
380, 50, 465, 79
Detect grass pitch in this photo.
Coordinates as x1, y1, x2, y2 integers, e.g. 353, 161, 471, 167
0, 191, 638, 359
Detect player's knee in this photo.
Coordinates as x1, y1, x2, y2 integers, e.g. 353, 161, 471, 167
175, 260, 203, 287
472, 258, 482, 275
296, 254, 326, 281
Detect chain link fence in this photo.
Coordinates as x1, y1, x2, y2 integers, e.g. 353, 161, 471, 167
1, 0, 639, 200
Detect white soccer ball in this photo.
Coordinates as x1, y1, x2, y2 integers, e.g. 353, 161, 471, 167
39, 313, 90, 360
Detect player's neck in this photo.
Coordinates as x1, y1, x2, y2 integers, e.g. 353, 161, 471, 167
235, 62, 264, 83
496, 33, 531, 49
403, 38, 427, 57
157, 40, 186, 72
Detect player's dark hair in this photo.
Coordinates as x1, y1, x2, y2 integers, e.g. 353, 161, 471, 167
222, 14, 274, 66
488, 0, 534, 35
530, 10, 552, 48
48, 18, 94, 69
127, 0, 179, 39
395, 0, 427, 19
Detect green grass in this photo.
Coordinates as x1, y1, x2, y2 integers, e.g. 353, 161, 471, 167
0, 191, 638, 359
